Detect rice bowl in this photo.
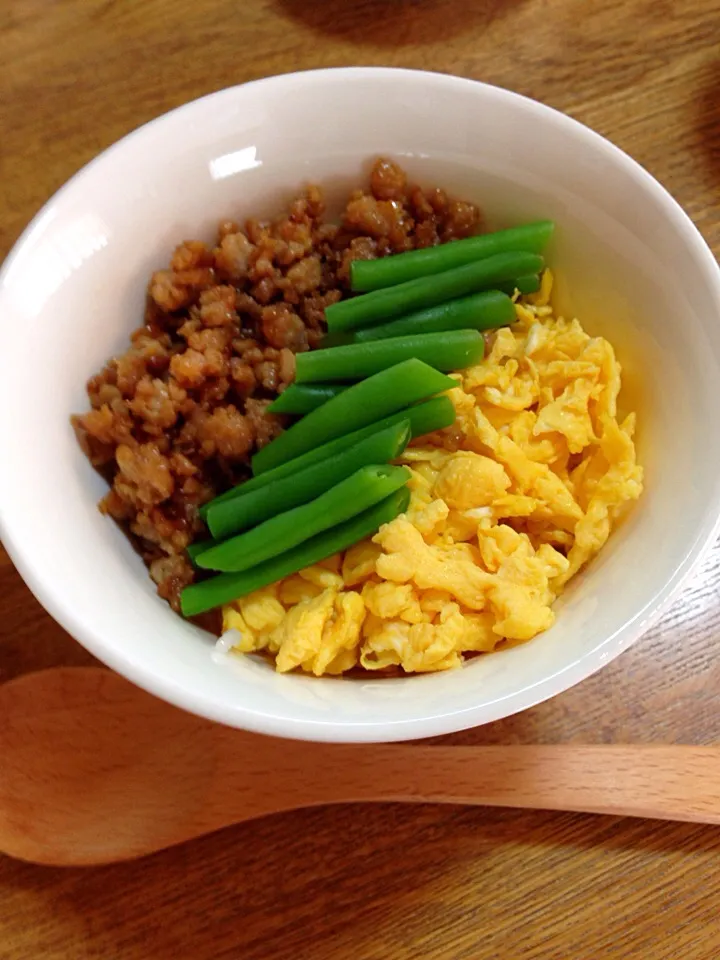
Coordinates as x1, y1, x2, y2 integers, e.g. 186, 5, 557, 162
0, 68, 719, 740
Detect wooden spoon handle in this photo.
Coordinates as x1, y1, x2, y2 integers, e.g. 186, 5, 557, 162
208, 732, 720, 828
314, 744, 720, 824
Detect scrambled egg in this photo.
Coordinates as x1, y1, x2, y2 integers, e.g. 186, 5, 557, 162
221, 271, 643, 675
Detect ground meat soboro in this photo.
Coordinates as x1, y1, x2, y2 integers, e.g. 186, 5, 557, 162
72, 158, 482, 612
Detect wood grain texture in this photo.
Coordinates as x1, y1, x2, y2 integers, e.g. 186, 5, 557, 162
2, 0, 720, 954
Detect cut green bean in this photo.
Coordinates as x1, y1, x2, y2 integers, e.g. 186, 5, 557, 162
350, 221, 554, 291
181, 487, 411, 617
200, 395, 456, 518
351, 291, 514, 343
326, 252, 544, 333
251, 358, 455, 475
320, 330, 355, 348
197, 464, 411, 573
207, 420, 411, 541
187, 538, 214, 567
498, 274, 541, 297
295, 330, 484, 383
267, 383, 348, 415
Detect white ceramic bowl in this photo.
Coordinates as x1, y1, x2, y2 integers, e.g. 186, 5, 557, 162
2, 68, 720, 742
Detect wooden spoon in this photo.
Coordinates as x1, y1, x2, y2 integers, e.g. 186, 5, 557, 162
1, 667, 718, 866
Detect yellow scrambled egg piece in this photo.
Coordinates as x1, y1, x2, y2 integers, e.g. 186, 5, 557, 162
221, 270, 643, 675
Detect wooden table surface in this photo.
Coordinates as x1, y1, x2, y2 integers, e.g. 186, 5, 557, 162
2, 0, 720, 956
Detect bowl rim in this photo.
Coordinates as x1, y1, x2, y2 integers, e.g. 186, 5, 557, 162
2, 66, 720, 742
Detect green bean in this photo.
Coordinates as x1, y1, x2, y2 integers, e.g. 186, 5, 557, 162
251, 358, 455, 475
320, 330, 355, 348
295, 330, 484, 383
181, 487, 411, 617
267, 383, 348, 415
498, 274, 541, 296
350, 221, 554, 291
326, 252, 544, 333
187, 538, 214, 566
207, 420, 411, 540
200, 395, 455, 518
351, 291, 514, 343
197, 464, 411, 573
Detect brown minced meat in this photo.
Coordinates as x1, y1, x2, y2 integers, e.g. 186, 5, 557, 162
72, 158, 482, 611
